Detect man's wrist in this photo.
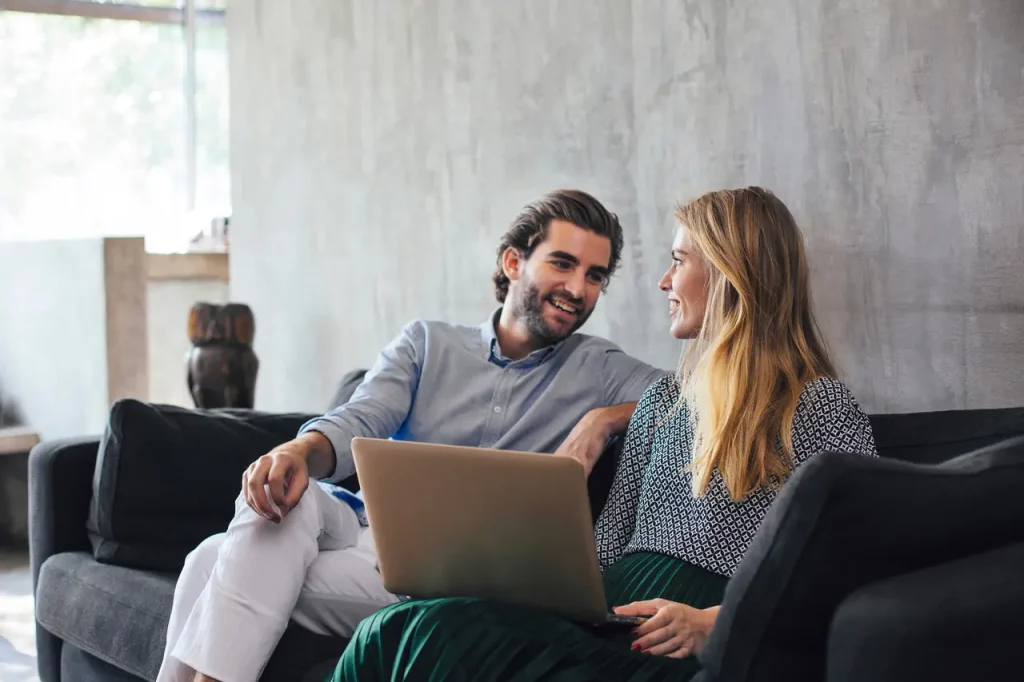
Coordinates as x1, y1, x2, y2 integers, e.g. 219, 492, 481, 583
296, 431, 330, 457
296, 430, 336, 479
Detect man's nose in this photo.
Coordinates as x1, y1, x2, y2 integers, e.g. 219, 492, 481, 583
563, 270, 587, 299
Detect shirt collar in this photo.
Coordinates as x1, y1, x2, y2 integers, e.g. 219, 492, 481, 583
478, 307, 502, 355
479, 307, 565, 368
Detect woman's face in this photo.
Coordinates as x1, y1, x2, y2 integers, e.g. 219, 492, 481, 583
659, 226, 709, 340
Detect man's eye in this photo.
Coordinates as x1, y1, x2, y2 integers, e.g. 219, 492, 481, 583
587, 272, 606, 284
552, 260, 571, 270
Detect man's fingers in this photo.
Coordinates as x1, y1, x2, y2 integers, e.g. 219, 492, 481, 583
614, 601, 661, 617
246, 459, 275, 519
266, 459, 291, 512
282, 466, 309, 511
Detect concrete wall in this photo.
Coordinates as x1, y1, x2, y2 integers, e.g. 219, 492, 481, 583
227, 0, 1024, 414
0, 239, 115, 439
147, 279, 230, 407
0, 240, 231, 437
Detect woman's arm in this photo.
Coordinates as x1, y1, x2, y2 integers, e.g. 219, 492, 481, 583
790, 379, 878, 467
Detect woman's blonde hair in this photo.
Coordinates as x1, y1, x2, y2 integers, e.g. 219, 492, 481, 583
675, 187, 836, 501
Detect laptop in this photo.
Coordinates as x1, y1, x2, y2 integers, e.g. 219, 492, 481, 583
350, 437, 645, 627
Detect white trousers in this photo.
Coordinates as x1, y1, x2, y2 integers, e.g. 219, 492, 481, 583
156, 483, 399, 682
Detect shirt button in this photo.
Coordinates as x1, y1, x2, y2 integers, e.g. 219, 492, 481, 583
493, 406, 502, 414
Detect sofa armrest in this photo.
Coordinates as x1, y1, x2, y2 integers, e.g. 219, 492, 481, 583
28, 435, 101, 682
826, 541, 1024, 682
28, 436, 101, 592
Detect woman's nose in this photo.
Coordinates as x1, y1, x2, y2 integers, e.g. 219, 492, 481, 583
658, 268, 672, 292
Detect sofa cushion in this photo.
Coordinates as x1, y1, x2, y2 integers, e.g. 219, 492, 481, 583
327, 369, 369, 410
694, 435, 1024, 682
826, 540, 1024, 682
869, 406, 1024, 464
87, 399, 317, 572
37, 551, 175, 681
38, 552, 352, 682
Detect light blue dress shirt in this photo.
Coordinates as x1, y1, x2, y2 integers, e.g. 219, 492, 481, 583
300, 309, 669, 483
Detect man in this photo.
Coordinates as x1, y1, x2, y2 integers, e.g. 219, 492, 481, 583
157, 189, 668, 682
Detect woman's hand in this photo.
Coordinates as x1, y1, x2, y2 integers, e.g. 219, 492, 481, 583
613, 600, 719, 658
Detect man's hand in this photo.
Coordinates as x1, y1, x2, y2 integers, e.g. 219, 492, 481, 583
614, 600, 719, 658
555, 403, 636, 476
242, 432, 331, 522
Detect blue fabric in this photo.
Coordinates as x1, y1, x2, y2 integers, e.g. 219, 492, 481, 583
318, 483, 368, 525
300, 308, 668, 483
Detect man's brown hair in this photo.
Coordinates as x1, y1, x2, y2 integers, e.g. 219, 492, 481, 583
492, 189, 624, 302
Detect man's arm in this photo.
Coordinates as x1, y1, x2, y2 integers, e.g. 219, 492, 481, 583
555, 345, 669, 475
602, 345, 671, 407
298, 321, 426, 482
591, 401, 639, 436
555, 401, 637, 476
243, 322, 425, 521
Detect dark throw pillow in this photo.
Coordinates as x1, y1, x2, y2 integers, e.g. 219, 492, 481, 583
86, 399, 317, 572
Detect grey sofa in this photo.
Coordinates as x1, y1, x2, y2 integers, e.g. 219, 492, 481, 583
29, 385, 1024, 681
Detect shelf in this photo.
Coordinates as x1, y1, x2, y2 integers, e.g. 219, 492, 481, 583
146, 252, 229, 282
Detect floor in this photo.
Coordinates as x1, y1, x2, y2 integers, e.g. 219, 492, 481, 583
0, 551, 38, 682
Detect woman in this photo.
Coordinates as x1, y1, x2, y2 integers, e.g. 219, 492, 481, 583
331, 187, 878, 681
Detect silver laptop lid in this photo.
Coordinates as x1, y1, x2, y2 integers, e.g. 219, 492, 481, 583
351, 437, 608, 623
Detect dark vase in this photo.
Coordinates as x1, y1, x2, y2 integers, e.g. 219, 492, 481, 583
186, 302, 259, 409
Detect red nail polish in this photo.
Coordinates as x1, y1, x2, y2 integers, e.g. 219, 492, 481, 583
631, 643, 641, 652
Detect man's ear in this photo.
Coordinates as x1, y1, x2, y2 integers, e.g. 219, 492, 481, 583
501, 247, 523, 283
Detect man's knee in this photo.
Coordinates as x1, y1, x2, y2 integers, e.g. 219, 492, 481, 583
229, 484, 322, 534
181, 533, 226, 583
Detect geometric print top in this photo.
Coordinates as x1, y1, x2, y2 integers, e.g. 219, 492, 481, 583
595, 374, 877, 577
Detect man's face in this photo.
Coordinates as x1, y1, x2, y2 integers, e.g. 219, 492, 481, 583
505, 219, 612, 345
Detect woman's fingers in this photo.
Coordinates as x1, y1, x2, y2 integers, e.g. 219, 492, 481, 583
614, 600, 661, 617
665, 643, 692, 659
633, 606, 672, 637
632, 621, 674, 651
643, 636, 689, 658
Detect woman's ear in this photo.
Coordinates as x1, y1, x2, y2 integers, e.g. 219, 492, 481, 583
501, 247, 523, 283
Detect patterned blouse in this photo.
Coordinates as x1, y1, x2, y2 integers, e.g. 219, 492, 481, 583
595, 375, 877, 577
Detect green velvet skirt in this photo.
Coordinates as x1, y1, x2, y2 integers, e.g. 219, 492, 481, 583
330, 552, 728, 682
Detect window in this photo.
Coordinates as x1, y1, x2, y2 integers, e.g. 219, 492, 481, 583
0, 1, 228, 252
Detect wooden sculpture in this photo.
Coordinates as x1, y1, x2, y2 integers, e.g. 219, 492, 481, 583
186, 302, 259, 409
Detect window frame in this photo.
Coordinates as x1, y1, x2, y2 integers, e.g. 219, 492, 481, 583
1, 0, 227, 213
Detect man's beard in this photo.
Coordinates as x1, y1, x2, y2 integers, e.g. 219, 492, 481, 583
509, 279, 593, 346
